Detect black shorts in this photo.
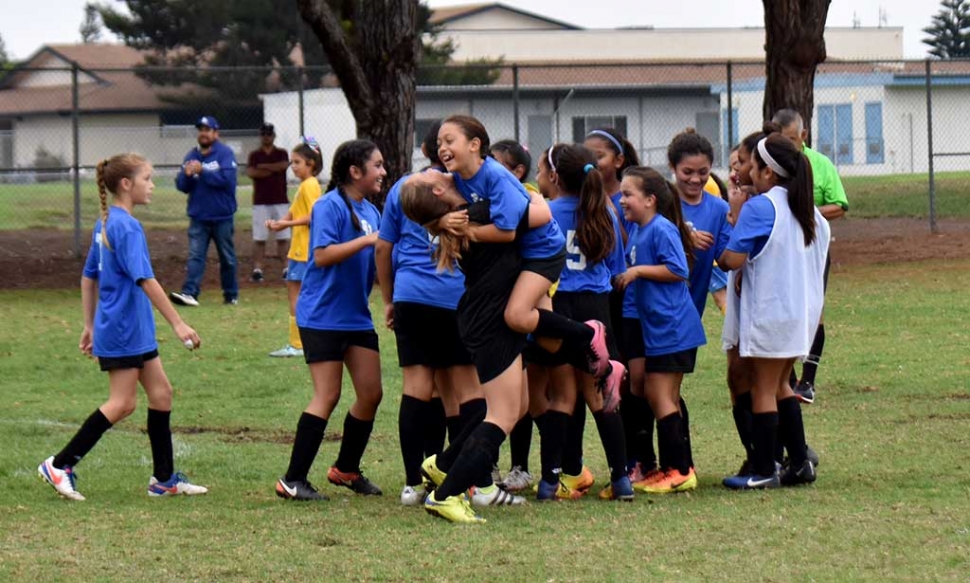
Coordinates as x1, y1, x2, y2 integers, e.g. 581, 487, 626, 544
619, 317, 645, 363
299, 328, 379, 363
644, 347, 698, 374
99, 349, 159, 372
393, 302, 472, 368
522, 247, 567, 283
525, 292, 619, 368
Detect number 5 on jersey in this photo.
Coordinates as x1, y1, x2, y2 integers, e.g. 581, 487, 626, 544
566, 230, 587, 270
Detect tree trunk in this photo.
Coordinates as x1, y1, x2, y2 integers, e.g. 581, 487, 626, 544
297, 0, 420, 206
763, 0, 831, 146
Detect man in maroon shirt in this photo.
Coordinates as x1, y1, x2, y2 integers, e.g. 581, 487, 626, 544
246, 123, 291, 281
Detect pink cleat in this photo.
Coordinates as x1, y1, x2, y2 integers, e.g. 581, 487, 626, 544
600, 360, 626, 414
584, 320, 610, 377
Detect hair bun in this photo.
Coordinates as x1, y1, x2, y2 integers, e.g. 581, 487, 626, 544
683, 127, 697, 135
762, 121, 783, 135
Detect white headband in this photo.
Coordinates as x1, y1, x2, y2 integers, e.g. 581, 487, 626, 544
757, 138, 789, 178
547, 146, 557, 172
587, 129, 624, 154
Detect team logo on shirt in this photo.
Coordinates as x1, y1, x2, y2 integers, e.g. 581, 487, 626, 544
95, 232, 104, 271
361, 220, 374, 235
202, 161, 222, 172
629, 246, 636, 265
427, 231, 440, 246
470, 192, 481, 202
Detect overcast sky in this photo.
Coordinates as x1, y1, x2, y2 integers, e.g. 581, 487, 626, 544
0, 0, 941, 60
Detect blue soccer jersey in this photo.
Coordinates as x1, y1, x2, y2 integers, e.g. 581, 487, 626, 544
550, 195, 624, 293
628, 214, 706, 356
680, 194, 733, 317
379, 175, 465, 310
82, 207, 157, 357
452, 157, 565, 259
297, 190, 381, 331
726, 194, 776, 259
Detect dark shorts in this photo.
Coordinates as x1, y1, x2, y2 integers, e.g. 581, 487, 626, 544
618, 317, 645, 363
393, 302, 472, 369
99, 349, 159, 372
299, 328, 379, 363
644, 347, 698, 374
522, 247, 567, 284
525, 292, 619, 368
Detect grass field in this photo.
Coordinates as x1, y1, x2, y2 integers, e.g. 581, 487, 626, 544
1, 260, 969, 581
0, 171, 968, 231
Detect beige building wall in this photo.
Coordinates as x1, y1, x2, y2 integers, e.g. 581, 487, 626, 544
437, 27, 904, 61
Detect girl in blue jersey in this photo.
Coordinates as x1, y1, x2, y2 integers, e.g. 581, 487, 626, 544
276, 140, 386, 501
530, 143, 630, 502
39, 153, 207, 501
615, 166, 706, 494
437, 116, 612, 380
718, 129, 828, 490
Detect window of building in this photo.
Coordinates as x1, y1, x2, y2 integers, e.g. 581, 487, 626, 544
572, 116, 627, 144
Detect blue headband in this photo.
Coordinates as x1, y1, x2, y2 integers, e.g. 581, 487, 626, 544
300, 135, 320, 153
586, 130, 624, 154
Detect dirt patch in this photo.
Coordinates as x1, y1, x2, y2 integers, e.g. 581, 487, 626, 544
169, 425, 342, 445
2, 217, 970, 290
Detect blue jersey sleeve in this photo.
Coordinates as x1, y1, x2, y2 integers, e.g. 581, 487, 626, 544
82, 227, 99, 278
714, 212, 734, 259
379, 187, 403, 244
727, 195, 775, 257
114, 224, 155, 282
654, 221, 690, 279
487, 173, 528, 232
312, 196, 346, 250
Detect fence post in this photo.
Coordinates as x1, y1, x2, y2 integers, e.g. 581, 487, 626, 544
726, 61, 734, 163
298, 66, 306, 137
513, 64, 520, 142
925, 59, 937, 234
72, 63, 81, 258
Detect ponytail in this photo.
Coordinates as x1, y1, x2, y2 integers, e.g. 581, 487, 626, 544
96, 159, 112, 250
551, 143, 615, 264
399, 179, 466, 272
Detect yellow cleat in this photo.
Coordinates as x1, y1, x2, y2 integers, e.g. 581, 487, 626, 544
560, 466, 595, 493
424, 491, 486, 524
421, 455, 447, 489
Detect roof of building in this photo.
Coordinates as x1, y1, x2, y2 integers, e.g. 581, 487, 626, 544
429, 2, 581, 30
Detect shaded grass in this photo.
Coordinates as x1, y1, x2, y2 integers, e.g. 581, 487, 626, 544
1, 260, 969, 581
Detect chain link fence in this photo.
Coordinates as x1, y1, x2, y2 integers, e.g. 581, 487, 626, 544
1, 60, 967, 258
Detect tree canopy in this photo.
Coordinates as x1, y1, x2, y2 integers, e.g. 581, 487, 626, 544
923, 0, 970, 58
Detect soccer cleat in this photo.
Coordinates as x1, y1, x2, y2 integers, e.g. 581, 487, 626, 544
500, 466, 534, 493
148, 472, 209, 496
632, 467, 665, 492
723, 470, 781, 490
639, 468, 698, 494
424, 491, 486, 524
536, 478, 584, 501
793, 381, 815, 404
224, 297, 239, 305
400, 484, 428, 506
780, 459, 817, 486
275, 477, 328, 501
169, 291, 199, 307
723, 460, 753, 487
250, 268, 264, 282
584, 320, 610, 377
281, 267, 289, 280
38, 456, 85, 501
420, 455, 447, 489
491, 464, 503, 486
327, 466, 383, 496
560, 466, 595, 493
806, 445, 820, 468
470, 484, 526, 506
269, 345, 304, 358
599, 360, 626, 413
598, 475, 635, 501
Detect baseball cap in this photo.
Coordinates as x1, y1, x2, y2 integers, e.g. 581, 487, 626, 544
195, 116, 220, 130
259, 123, 275, 135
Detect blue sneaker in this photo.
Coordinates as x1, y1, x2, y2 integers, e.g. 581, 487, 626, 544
598, 475, 635, 501
148, 472, 209, 496
723, 471, 780, 490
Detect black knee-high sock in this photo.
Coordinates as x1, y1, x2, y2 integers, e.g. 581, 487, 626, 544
399, 395, 428, 486
751, 412, 779, 477
801, 324, 825, 385
446, 415, 462, 445
509, 413, 533, 471
333, 413, 374, 474
593, 410, 628, 482
534, 309, 594, 345
423, 397, 447, 458
285, 412, 328, 483
53, 408, 113, 469
536, 411, 569, 484
562, 395, 587, 476
656, 413, 689, 475
679, 397, 693, 469
778, 397, 808, 466
146, 409, 174, 482
732, 392, 754, 461
436, 400, 486, 472
435, 422, 506, 499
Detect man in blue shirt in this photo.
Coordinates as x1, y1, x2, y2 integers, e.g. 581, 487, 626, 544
169, 116, 240, 306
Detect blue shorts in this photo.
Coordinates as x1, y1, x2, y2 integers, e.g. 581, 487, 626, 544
286, 259, 307, 282
709, 264, 728, 293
